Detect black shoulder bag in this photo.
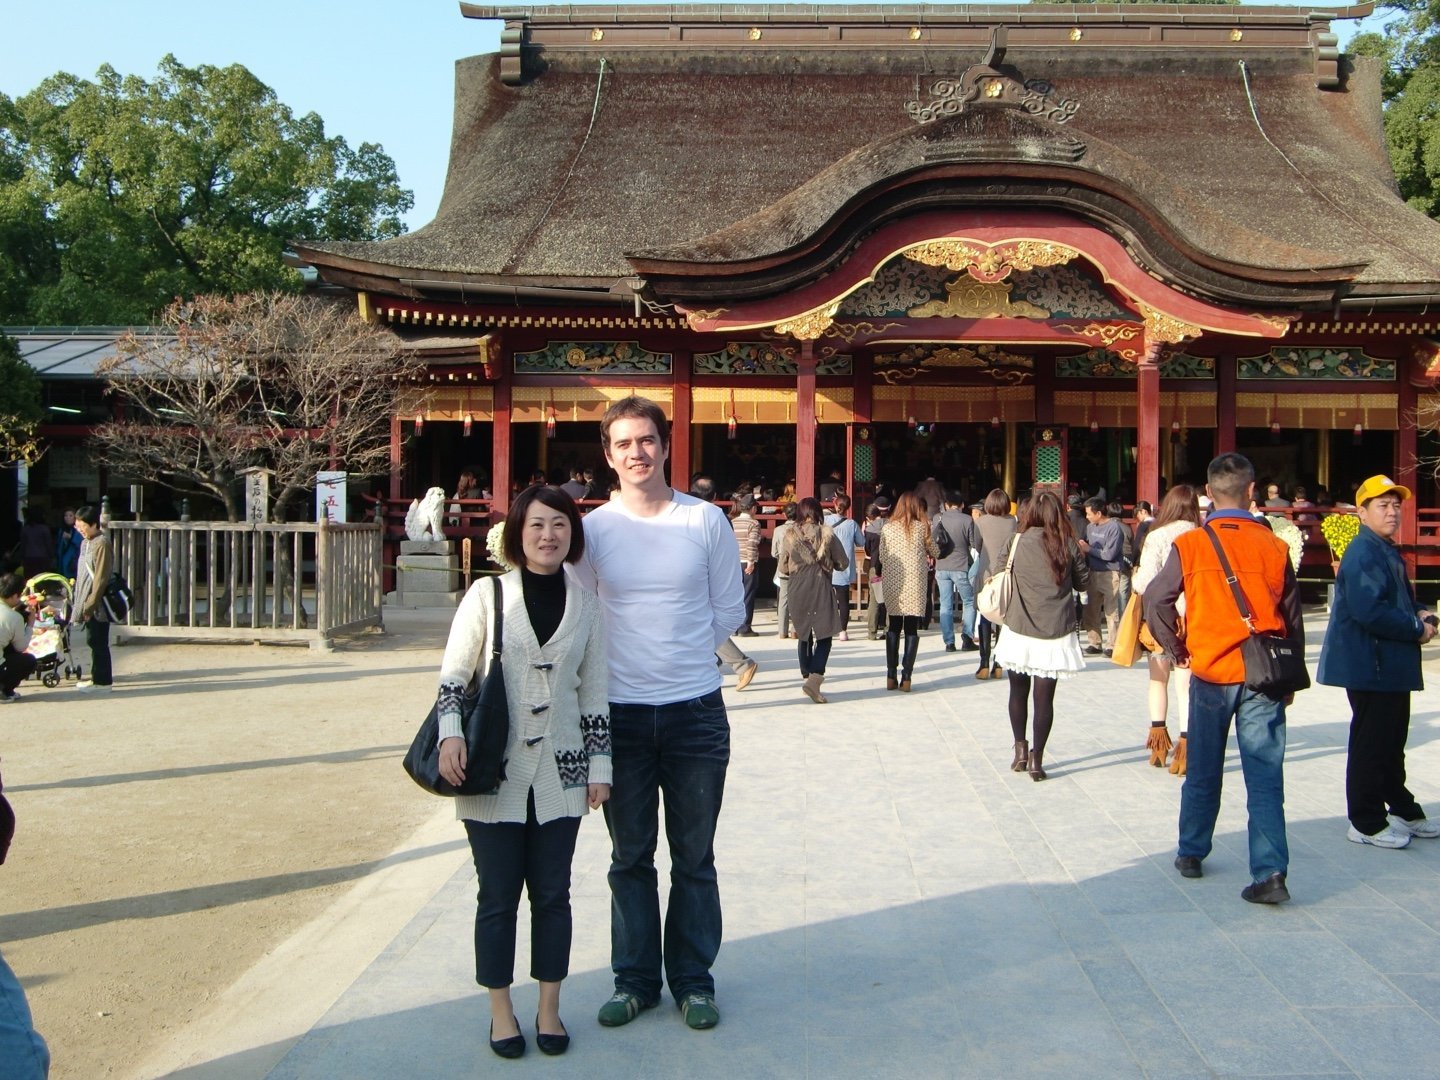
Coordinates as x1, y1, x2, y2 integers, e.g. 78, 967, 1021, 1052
404, 576, 510, 796
1201, 524, 1310, 698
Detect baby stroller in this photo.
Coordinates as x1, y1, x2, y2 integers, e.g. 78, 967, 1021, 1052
21, 573, 82, 688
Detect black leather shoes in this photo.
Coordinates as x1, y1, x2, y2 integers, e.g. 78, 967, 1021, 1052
535, 1015, 570, 1056
1240, 872, 1290, 905
1174, 855, 1203, 879
489, 1019, 526, 1059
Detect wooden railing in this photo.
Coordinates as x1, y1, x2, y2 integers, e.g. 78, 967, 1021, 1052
107, 520, 383, 649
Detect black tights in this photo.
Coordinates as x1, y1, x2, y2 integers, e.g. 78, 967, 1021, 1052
1008, 671, 1058, 754
798, 634, 832, 677
885, 615, 921, 680
977, 618, 996, 668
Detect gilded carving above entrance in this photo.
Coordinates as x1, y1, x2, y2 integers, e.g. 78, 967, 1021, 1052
905, 74, 1080, 126
907, 279, 1050, 320
841, 258, 1126, 321
873, 344, 1033, 385
902, 239, 1080, 283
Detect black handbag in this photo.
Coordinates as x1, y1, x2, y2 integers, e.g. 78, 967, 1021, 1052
1201, 525, 1310, 697
404, 576, 510, 796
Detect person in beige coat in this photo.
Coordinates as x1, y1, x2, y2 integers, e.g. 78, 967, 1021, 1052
436, 485, 611, 1059
777, 497, 849, 703
878, 492, 939, 691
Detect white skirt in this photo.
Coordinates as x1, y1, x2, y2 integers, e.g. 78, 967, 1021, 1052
994, 627, 1086, 680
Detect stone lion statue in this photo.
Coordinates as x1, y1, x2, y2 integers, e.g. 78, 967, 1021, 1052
404, 487, 448, 541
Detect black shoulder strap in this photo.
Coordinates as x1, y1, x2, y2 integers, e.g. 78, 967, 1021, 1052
490, 575, 505, 656
1201, 523, 1256, 634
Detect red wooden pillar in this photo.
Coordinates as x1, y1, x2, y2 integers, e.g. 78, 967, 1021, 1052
1136, 341, 1162, 508
1398, 366, 1420, 576
492, 379, 512, 518
796, 340, 817, 499
388, 413, 403, 502
671, 350, 692, 491
1216, 350, 1237, 455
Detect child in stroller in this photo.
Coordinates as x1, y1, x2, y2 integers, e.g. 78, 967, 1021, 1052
21, 573, 82, 688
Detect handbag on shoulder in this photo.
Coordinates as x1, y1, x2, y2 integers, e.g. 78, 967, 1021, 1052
404, 576, 510, 796
1201, 525, 1310, 697
976, 537, 1018, 624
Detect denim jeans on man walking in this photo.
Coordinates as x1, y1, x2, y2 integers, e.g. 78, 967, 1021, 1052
935, 568, 976, 646
1179, 677, 1289, 882
604, 690, 729, 1002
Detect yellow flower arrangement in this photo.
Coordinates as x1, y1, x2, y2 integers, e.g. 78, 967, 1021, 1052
1320, 512, 1360, 560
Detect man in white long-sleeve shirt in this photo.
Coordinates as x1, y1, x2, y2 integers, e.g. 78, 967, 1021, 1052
577, 396, 744, 1033
0, 575, 36, 703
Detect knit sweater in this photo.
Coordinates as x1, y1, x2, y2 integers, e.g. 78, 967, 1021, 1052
435, 570, 611, 824
1132, 519, 1196, 597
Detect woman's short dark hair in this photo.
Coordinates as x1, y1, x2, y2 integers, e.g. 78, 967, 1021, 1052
983, 488, 1011, 518
74, 505, 100, 528
502, 485, 584, 567
795, 496, 823, 526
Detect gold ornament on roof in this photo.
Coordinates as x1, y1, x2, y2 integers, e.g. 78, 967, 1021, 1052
1069, 28, 1083, 41
1252, 313, 1296, 335
1138, 303, 1204, 345
774, 301, 840, 341
909, 26, 922, 40
907, 278, 1051, 320
748, 27, 762, 40
983, 79, 1004, 99
1230, 29, 1244, 41
590, 28, 604, 40
904, 239, 1079, 284
684, 308, 729, 331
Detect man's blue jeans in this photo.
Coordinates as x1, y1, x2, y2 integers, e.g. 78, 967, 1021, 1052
935, 568, 977, 645
0, 949, 48, 1080
1179, 677, 1289, 882
604, 690, 729, 1001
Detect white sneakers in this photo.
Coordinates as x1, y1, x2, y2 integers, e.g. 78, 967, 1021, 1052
1389, 814, 1440, 839
75, 681, 112, 693
1348, 823, 1413, 848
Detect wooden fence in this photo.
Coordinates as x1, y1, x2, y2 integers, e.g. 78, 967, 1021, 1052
106, 520, 383, 648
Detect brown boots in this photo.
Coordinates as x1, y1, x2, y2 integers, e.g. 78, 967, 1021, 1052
803, 673, 827, 703
1169, 733, 1188, 776
1147, 724, 1174, 768
1011, 740, 1029, 773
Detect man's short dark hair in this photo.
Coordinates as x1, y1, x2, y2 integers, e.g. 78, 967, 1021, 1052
1207, 453, 1256, 505
1067, 494, 1083, 508
1106, 500, 1124, 519
502, 484, 585, 567
944, 489, 962, 508
0, 573, 22, 600
75, 505, 100, 528
600, 395, 669, 451
690, 476, 717, 503
1084, 497, 1106, 514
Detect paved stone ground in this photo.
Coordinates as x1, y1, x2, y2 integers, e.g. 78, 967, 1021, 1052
159, 610, 1440, 1079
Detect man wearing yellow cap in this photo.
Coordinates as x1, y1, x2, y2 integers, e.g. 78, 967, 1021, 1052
1317, 475, 1438, 849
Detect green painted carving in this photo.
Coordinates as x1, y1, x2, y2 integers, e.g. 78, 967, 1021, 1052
1055, 349, 1214, 379
817, 353, 854, 375
693, 343, 854, 376
1237, 347, 1395, 380
515, 341, 672, 374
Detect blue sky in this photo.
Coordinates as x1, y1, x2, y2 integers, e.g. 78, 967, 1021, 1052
1, 1, 1389, 233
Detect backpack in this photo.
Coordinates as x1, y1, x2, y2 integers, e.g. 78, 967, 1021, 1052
100, 572, 135, 623
933, 519, 955, 560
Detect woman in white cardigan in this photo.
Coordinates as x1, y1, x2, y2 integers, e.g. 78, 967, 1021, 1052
436, 485, 611, 1059
1132, 484, 1201, 774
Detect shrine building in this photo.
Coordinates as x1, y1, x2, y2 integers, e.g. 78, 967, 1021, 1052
291, 2, 1440, 552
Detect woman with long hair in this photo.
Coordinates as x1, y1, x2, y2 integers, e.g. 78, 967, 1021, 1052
435, 485, 611, 1059
974, 488, 1017, 681
993, 491, 1089, 780
878, 491, 939, 691
1131, 483, 1202, 774
777, 497, 850, 702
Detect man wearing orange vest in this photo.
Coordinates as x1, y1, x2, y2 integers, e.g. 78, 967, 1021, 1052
1147, 453, 1305, 904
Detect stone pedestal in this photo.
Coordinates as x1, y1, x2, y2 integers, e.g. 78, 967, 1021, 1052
388, 540, 463, 608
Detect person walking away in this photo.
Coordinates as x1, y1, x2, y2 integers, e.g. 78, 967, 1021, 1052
1317, 475, 1439, 849
55, 510, 81, 581
1147, 453, 1304, 904
992, 492, 1089, 780
1131, 485, 1201, 771
692, 477, 759, 688
70, 505, 113, 692
577, 396, 744, 1031
772, 502, 799, 639
878, 492, 938, 692
0, 575, 37, 703
435, 485, 610, 1058
779, 497, 849, 703
1079, 497, 1125, 657
863, 498, 890, 639
974, 489, 1016, 680
824, 494, 863, 642
729, 494, 761, 636
932, 489, 982, 653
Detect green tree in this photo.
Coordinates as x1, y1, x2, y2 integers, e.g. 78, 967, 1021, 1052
0, 332, 44, 465
0, 56, 413, 325
1352, 2, 1440, 216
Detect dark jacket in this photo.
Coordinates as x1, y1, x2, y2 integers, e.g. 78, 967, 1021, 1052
931, 508, 979, 573
1000, 530, 1090, 640
1085, 517, 1126, 572
1317, 524, 1425, 692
